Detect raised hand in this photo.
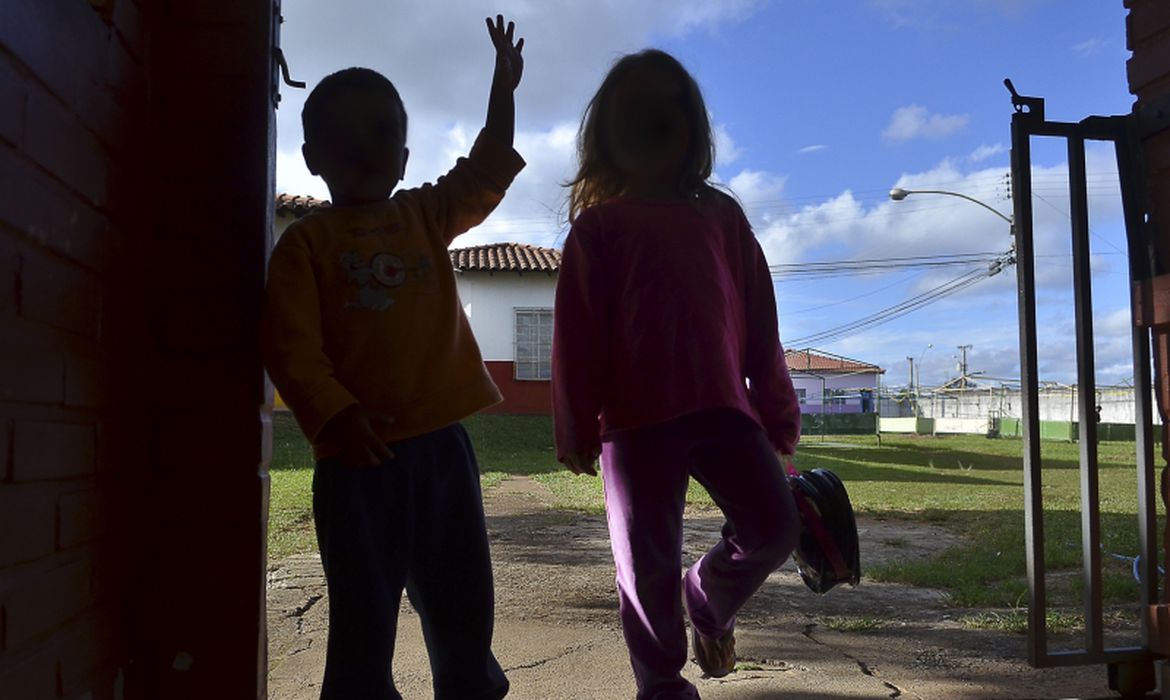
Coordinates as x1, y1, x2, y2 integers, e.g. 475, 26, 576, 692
485, 14, 524, 92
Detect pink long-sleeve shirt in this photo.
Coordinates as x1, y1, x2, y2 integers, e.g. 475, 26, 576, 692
551, 194, 801, 462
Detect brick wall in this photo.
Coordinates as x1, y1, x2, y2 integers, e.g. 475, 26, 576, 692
1127, 0, 1170, 246
0, 1, 273, 698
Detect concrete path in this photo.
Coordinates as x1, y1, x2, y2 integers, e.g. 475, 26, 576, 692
266, 476, 1127, 699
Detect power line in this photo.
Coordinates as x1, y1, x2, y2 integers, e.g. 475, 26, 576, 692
784, 250, 1015, 346
769, 251, 1004, 281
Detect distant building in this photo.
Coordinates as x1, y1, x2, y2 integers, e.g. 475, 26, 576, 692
784, 349, 884, 414
452, 242, 561, 415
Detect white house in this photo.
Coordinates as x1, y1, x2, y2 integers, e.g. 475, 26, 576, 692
784, 348, 884, 414
451, 242, 560, 414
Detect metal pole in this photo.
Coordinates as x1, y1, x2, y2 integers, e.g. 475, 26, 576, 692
1115, 120, 1159, 614
1012, 106, 1047, 666
1069, 134, 1104, 655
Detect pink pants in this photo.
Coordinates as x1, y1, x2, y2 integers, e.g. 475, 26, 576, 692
601, 409, 799, 700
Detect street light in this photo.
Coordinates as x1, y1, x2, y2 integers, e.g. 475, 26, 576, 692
888, 187, 1013, 226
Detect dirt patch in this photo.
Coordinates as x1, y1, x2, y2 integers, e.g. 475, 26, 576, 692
268, 476, 1137, 699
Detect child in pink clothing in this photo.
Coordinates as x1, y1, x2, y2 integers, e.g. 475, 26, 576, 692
551, 50, 802, 699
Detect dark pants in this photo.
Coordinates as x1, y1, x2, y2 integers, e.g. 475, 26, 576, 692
601, 409, 800, 700
312, 422, 508, 700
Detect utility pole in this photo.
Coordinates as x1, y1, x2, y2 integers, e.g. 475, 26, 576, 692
907, 356, 916, 415
957, 344, 972, 388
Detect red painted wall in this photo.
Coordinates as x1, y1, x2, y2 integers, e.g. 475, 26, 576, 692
0, 1, 273, 698
482, 361, 553, 415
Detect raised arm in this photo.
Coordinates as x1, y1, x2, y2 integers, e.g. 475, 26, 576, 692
484, 14, 524, 148
409, 16, 526, 245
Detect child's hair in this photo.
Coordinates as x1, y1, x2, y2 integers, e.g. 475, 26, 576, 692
566, 49, 717, 222
301, 67, 408, 145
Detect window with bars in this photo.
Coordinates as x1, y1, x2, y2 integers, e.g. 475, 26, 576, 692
514, 308, 553, 381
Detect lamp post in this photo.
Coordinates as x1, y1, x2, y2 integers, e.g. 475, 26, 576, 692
889, 187, 1014, 227
916, 342, 933, 400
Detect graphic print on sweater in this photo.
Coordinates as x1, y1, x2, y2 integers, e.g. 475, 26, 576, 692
340, 249, 433, 311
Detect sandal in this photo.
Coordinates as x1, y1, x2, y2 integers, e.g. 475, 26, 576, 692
691, 625, 736, 678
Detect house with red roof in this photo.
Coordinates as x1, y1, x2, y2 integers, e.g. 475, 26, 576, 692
451, 242, 561, 414
784, 349, 884, 414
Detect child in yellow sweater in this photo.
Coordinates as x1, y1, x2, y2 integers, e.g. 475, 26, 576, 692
261, 16, 525, 700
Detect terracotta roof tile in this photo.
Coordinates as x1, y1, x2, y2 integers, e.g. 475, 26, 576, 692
450, 242, 561, 273
784, 349, 883, 374
275, 193, 330, 217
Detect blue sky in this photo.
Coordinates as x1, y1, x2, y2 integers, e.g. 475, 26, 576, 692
276, 0, 1136, 389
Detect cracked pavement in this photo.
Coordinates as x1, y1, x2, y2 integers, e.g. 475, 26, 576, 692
266, 476, 1122, 699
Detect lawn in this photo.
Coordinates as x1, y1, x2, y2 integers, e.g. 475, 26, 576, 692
268, 412, 1163, 616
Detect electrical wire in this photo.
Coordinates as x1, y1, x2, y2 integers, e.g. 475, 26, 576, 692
785, 252, 1014, 346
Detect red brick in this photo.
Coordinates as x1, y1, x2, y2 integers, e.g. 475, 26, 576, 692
159, 293, 250, 353
146, 526, 264, 640
156, 24, 269, 82
152, 358, 262, 414
1129, 0, 1170, 47
2, 556, 95, 650
158, 76, 253, 130
0, 644, 59, 700
56, 489, 100, 549
17, 250, 103, 338
0, 332, 65, 405
24, 91, 109, 208
1128, 34, 1170, 96
0, 144, 108, 271
165, 1, 270, 26
54, 606, 127, 698
159, 472, 267, 526
1144, 132, 1170, 175
63, 350, 102, 409
153, 186, 253, 241
12, 421, 97, 482
0, 484, 56, 566
112, 0, 146, 60
154, 125, 255, 183
0, 0, 111, 129
94, 420, 149, 477
1, 419, 11, 482
0, 233, 16, 317
0, 60, 27, 148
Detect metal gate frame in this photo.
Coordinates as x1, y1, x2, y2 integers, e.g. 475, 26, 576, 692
1009, 81, 1161, 683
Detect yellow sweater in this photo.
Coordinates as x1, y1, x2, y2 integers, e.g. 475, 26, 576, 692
261, 131, 525, 458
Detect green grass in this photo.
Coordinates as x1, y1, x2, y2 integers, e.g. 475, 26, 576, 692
268, 414, 1162, 613
268, 413, 317, 560
819, 615, 884, 633
959, 609, 1085, 635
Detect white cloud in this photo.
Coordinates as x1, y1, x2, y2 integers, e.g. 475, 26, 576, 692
713, 123, 743, 168
275, 0, 773, 248
277, 0, 770, 151
759, 148, 1126, 384
727, 169, 787, 207
797, 144, 827, 154
968, 143, 1005, 163
1072, 38, 1106, 57
276, 149, 329, 199
882, 105, 970, 143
